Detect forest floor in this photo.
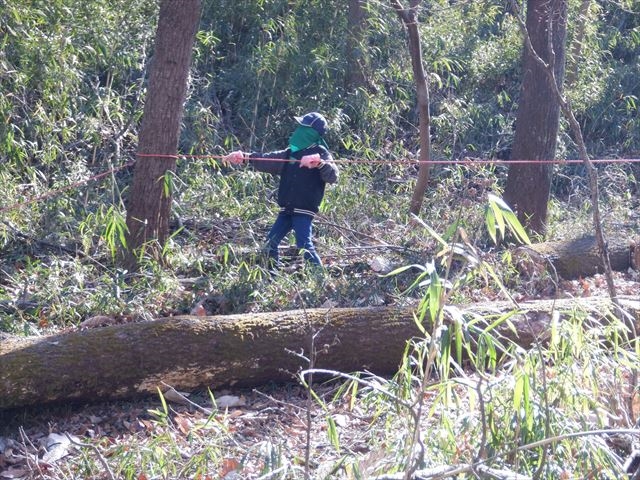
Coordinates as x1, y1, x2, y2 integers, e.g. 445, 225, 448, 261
1, 265, 639, 480
2, 164, 640, 478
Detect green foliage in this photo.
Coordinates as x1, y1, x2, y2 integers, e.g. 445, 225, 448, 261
485, 192, 531, 245
1, 0, 637, 276
1, 1, 639, 478
303, 198, 636, 478
1, 0, 156, 172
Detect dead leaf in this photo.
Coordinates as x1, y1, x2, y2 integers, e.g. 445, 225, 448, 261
195, 475, 214, 480
219, 458, 240, 478
174, 414, 192, 436
41, 433, 78, 464
333, 414, 349, 428
38, 311, 49, 329
369, 256, 393, 274
215, 395, 246, 409
579, 278, 591, 296
191, 304, 207, 316
0, 466, 28, 479
162, 386, 191, 405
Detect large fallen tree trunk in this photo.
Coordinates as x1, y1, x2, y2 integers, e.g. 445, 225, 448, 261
515, 235, 638, 279
1, 296, 639, 409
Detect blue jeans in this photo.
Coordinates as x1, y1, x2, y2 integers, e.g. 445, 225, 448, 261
266, 211, 322, 266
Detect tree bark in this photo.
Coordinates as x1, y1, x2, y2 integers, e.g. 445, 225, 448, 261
346, 0, 369, 92
122, 0, 201, 270
565, 0, 591, 88
508, 0, 618, 302
1, 296, 638, 409
391, 0, 432, 216
503, 0, 568, 235
516, 235, 634, 279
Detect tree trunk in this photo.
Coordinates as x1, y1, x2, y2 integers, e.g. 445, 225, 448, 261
346, 0, 369, 92
391, 0, 432, 216
503, 0, 568, 236
565, 0, 591, 88
122, 0, 201, 270
516, 235, 635, 279
2, 297, 638, 409
508, 0, 618, 301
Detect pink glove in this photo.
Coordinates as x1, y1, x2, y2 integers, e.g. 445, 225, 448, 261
225, 150, 245, 165
299, 153, 322, 169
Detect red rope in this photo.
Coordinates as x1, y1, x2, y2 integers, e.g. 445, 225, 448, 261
0, 161, 134, 215
136, 152, 640, 165
2, 153, 639, 215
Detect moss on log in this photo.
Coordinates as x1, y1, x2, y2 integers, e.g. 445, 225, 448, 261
1, 297, 639, 409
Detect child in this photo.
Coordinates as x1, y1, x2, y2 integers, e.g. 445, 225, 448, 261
225, 112, 339, 266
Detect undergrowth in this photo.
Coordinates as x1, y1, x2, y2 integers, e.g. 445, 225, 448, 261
2, 0, 640, 476
1, 159, 639, 479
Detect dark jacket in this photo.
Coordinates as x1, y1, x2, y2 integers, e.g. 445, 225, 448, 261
248, 145, 339, 213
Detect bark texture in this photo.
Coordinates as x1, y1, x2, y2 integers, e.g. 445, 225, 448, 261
123, 0, 201, 269
516, 235, 634, 279
346, 0, 369, 92
2, 297, 639, 409
503, 0, 568, 235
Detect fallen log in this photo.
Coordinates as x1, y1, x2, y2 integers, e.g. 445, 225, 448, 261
515, 235, 638, 279
1, 296, 638, 409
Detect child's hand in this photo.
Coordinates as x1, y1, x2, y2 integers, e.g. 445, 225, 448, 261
225, 150, 245, 165
300, 154, 322, 168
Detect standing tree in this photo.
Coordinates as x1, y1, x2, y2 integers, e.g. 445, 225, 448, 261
346, 0, 369, 92
503, 0, 568, 236
391, 0, 432, 216
508, 0, 618, 301
122, 0, 201, 270
565, 0, 592, 88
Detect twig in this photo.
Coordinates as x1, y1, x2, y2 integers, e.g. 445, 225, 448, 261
1, 220, 108, 269
18, 427, 44, 478
254, 465, 292, 480
315, 216, 396, 246
299, 368, 413, 410
475, 377, 488, 462
403, 208, 468, 480
372, 463, 532, 479
64, 433, 116, 480
252, 389, 308, 412
373, 427, 640, 479
2, 220, 79, 256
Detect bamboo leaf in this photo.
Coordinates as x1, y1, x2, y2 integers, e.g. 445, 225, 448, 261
503, 209, 531, 245
489, 198, 506, 241
485, 206, 498, 244
513, 373, 524, 413
326, 416, 340, 452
